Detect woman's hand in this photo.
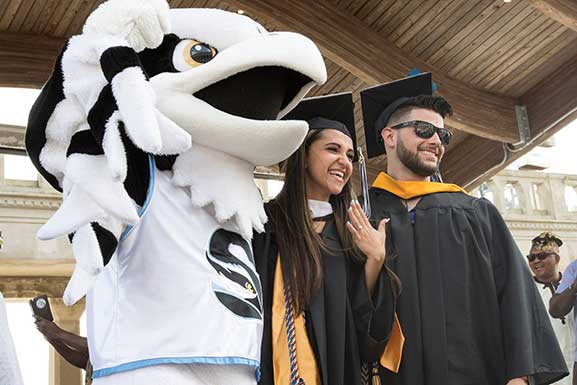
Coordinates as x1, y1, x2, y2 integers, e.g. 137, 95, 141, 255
347, 200, 389, 294
346, 200, 388, 263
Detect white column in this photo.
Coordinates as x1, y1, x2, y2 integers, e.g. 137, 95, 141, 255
48, 298, 85, 385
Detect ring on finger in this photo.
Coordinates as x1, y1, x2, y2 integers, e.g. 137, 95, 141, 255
358, 225, 363, 231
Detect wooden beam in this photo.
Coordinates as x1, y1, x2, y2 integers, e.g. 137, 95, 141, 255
440, 52, 577, 189
229, 0, 574, 188
521, 52, 577, 138
0, 6, 525, 144
440, 136, 506, 189
529, 0, 577, 32
225, 0, 520, 143
459, 109, 577, 190
0, 31, 64, 89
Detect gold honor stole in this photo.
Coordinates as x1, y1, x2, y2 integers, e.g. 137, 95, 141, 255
371, 172, 466, 199
380, 314, 404, 373
272, 259, 321, 385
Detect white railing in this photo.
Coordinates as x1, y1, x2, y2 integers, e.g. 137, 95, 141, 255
471, 170, 577, 221
472, 170, 577, 269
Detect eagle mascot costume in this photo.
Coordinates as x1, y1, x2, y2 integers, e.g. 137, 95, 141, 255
25, 0, 326, 383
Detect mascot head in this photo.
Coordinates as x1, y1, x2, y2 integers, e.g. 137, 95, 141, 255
24, 0, 327, 305
144, 8, 326, 165
27, 0, 327, 192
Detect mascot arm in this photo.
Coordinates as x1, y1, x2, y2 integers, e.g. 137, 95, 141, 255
36, 46, 188, 306
32, 0, 193, 305
43, 128, 142, 306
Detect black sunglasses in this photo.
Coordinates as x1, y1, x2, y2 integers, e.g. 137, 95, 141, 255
391, 120, 453, 146
527, 252, 558, 262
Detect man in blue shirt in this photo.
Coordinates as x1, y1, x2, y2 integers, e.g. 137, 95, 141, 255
549, 232, 577, 385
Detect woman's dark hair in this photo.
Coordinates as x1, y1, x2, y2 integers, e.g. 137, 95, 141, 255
267, 129, 364, 314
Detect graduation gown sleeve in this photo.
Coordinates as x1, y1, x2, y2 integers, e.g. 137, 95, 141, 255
475, 198, 568, 384
251, 227, 276, 385
348, 255, 398, 362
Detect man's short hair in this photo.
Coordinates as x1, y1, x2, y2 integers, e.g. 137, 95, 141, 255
387, 95, 453, 127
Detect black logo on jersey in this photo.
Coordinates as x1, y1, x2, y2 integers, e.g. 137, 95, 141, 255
206, 228, 263, 320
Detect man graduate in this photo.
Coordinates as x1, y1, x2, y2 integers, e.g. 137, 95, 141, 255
360, 72, 567, 385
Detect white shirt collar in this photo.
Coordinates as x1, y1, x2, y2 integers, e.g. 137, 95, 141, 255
308, 199, 333, 219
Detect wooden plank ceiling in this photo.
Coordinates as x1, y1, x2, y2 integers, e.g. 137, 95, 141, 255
0, 0, 576, 189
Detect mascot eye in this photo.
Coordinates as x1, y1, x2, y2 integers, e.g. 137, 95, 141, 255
188, 43, 214, 63
173, 39, 218, 71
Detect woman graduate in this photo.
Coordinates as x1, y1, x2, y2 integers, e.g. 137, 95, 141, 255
252, 92, 402, 385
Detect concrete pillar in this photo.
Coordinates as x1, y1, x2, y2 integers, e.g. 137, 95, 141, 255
491, 178, 506, 211
549, 176, 568, 219
0, 154, 5, 185
518, 180, 532, 216
254, 178, 269, 200
38, 172, 54, 190
48, 298, 85, 385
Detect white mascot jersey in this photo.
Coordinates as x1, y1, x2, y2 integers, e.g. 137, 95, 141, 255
24, 0, 327, 383
87, 164, 262, 380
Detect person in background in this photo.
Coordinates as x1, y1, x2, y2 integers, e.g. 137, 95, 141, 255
34, 315, 92, 384
528, 232, 575, 385
549, 236, 577, 385
0, 291, 24, 385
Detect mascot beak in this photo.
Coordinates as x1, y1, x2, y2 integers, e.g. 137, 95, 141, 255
151, 30, 327, 166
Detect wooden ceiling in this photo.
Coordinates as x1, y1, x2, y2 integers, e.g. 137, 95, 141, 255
1, 0, 576, 189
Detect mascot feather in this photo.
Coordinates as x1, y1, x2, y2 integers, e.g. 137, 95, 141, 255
26, 0, 326, 383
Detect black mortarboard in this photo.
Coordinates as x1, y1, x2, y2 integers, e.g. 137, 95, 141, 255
360, 72, 433, 158
283, 92, 358, 161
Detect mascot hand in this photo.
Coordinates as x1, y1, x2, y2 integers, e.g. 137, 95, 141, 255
78, 0, 190, 182
90, 54, 192, 180
103, 62, 192, 156
83, 0, 170, 52
71, 35, 191, 181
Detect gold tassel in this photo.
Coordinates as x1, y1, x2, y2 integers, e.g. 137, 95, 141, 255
372, 365, 381, 385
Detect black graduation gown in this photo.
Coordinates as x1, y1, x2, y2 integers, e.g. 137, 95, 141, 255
252, 214, 397, 385
369, 188, 568, 385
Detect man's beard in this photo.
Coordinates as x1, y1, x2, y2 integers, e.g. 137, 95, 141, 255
396, 138, 440, 177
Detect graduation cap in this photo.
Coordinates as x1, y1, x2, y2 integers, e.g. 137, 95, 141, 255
283, 92, 358, 162
360, 72, 433, 159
